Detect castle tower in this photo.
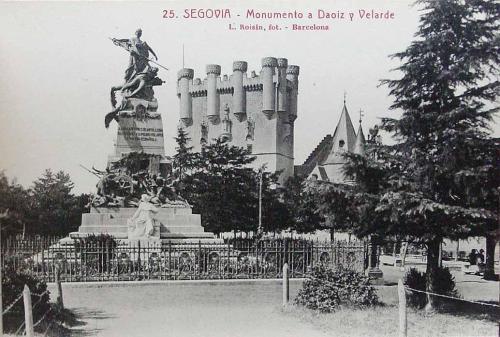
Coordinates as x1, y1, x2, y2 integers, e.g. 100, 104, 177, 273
176, 57, 300, 183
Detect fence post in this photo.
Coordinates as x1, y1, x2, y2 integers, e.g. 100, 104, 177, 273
55, 264, 64, 309
397, 279, 407, 337
0, 224, 3, 336
23, 284, 34, 337
282, 263, 289, 307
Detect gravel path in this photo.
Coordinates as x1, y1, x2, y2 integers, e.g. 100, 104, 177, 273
49, 279, 331, 337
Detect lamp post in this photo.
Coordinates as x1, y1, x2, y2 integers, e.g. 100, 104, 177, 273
0, 211, 6, 335
257, 164, 267, 238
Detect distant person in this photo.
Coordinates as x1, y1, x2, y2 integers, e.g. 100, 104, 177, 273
468, 249, 477, 265
477, 249, 485, 264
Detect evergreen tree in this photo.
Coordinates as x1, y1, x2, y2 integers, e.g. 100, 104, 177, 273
0, 170, 87, 237
282, 175, 324, 234
376, 0, 499, 310
31, 169, 83, 235
185, 139, 258, 234
172, 127, 195, 181
260, 171, 292, 235
0, 171, 32, 237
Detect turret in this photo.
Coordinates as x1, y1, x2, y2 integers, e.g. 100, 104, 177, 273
286, 65, 300, 123
177, 68, 194, 126
353, 124, 366, 156
232, 61, 247, 121
277, 58, 288, 114
206, 64, 221, 124
261, 57, 277, 119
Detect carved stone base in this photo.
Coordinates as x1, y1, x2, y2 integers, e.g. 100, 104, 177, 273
233, 111, 246, 122
207, 115, 220, 124
262, 110, 275, 120
122, 97, 158, 112
180, 117, 193, 127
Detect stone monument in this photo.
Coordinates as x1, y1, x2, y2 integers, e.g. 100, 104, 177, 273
66, 29, 220, 246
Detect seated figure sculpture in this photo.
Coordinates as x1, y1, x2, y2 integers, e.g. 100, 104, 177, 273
127, 194, 158, 239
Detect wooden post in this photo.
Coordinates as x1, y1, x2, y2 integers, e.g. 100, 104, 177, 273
397, 279, 407, 337
0, 221, 3, 336
438, 241, 443, 268
23, 284, 34, 337
282, 263, 289, 306
55, 264, 64, 309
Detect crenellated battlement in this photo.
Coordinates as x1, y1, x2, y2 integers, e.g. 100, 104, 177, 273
176, 57, 300, 183
177, 63, 298, 97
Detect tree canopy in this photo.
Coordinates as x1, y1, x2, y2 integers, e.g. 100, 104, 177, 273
0, 169, 87, 237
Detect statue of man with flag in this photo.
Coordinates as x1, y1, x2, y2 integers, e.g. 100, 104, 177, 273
112, 28, 161, 82
105, 29, 168, 128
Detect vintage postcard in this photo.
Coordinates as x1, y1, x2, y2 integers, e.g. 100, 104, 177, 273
1, 1, 498, 336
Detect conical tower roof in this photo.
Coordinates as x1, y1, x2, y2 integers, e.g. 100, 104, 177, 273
353, 124, 366, 156
323, 103, 357, 165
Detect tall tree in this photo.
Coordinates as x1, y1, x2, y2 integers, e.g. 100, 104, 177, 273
280, 175, 318, 234
0, 171, 32, 237
183, 139, 258, 235
378, 0, 499, 310
172, 127, 195, 181
260, 171, 292, 235
31, 169, 83, 235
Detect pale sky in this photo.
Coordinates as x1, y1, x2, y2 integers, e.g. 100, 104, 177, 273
1, 0, 498, 194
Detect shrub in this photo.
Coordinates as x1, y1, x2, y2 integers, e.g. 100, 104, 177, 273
294, 266, 378, 313
74, 234, 118, 273
404, 267, 458, 309
1, 265, 51, 333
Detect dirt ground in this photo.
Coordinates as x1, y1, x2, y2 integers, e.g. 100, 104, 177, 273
48, 279, 331, 337
46, 267, 499, 337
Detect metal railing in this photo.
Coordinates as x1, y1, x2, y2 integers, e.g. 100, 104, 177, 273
2, 237, 367, 282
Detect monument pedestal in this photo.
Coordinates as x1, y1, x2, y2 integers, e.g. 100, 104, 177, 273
108, 104, 165, 163
69, 207, 222, 245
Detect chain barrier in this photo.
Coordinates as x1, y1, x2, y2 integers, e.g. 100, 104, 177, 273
32, 292, 49, 311
14, 321, 25, 335
2, 292, 24, 315
32, 290, 50, 298
10, 289, 52, 335
33, 307, 52, 328
43, 320, 53, 337
405, 286, 500, 308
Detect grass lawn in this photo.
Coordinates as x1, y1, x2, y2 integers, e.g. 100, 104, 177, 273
283, 304, 499, 337
282, 266, 499, 337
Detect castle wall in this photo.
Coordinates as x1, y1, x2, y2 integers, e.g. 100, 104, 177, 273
177, 58, 299, 183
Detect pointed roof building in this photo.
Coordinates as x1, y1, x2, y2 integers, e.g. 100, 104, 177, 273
297, 100, 366, 184
353, 124, 366, 156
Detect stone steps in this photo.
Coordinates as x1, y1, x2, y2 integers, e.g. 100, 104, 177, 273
74, 206, 217, 244
69, 231, 216, 240
81, 218, 201, 228
90, 207, 194, 216
78, 226, 208, 234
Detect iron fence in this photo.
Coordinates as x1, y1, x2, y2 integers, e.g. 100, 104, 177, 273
1, 237, 367, 282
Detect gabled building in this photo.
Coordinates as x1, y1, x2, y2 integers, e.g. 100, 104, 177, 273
297, 101, 366, 183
